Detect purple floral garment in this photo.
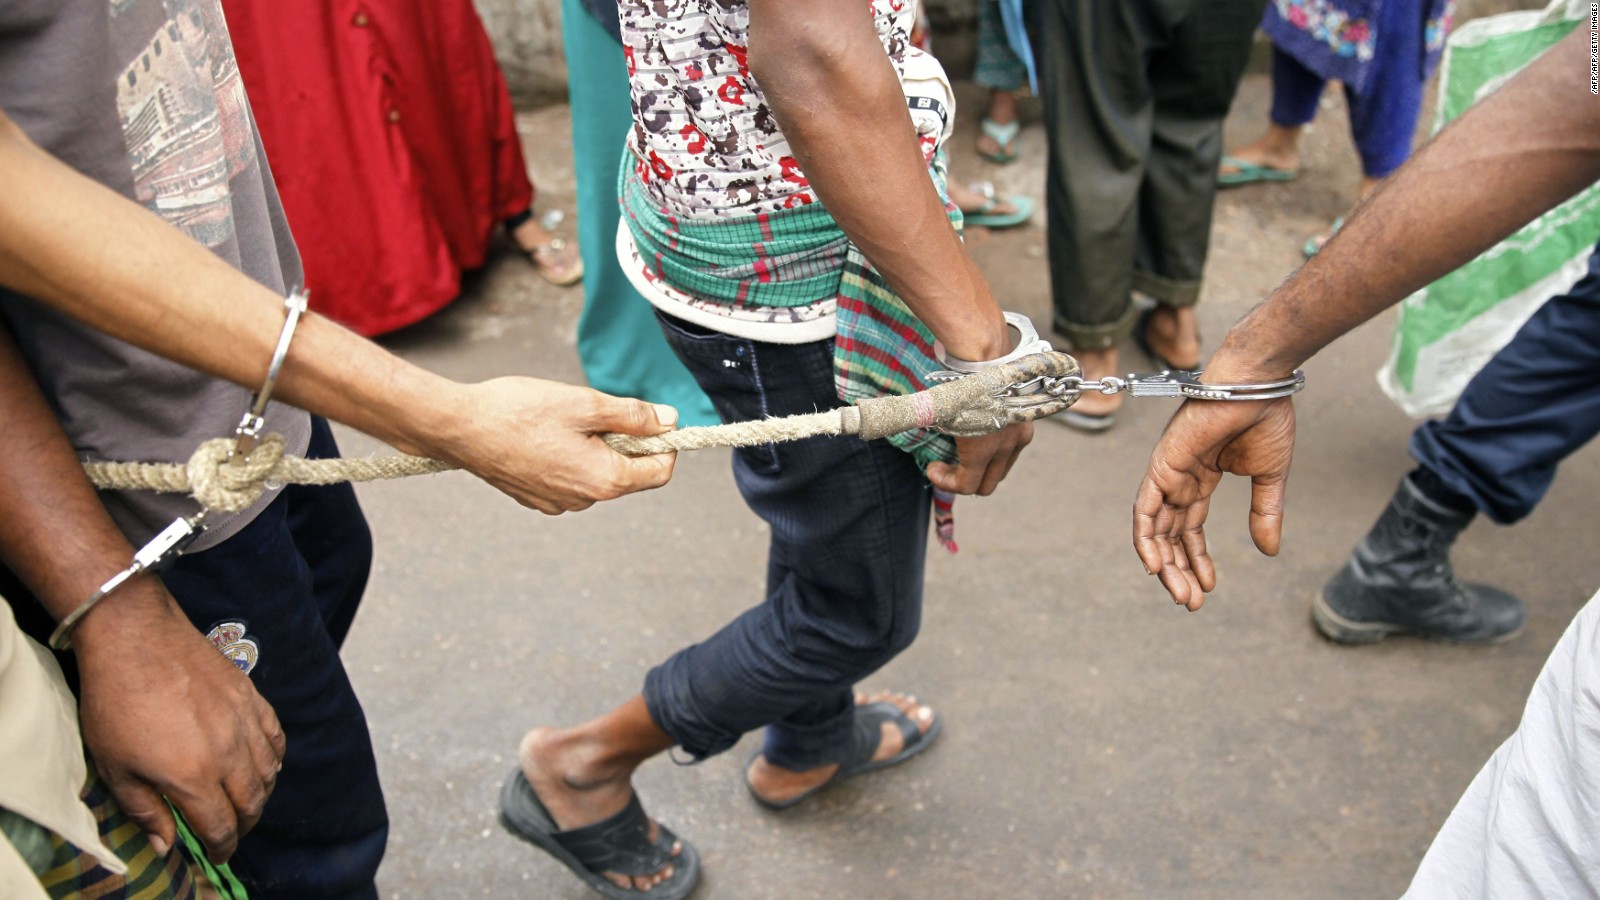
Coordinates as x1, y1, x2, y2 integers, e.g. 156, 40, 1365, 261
1263, 0, 1456, 92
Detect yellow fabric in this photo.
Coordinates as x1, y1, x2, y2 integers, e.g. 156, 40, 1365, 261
0, 599, 125, 883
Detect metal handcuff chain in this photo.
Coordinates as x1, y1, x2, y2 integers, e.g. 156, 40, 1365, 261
928, 311, 1306, 426
49, 291, 309, 651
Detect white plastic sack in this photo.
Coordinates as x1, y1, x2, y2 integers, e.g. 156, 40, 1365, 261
1378, 0, 1600, 417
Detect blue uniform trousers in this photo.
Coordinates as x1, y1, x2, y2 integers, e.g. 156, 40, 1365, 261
1411, 241, 1600, 525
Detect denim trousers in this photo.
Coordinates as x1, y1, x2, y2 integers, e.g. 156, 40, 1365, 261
161, 418, 386, 900
645, 311, 932, 770
1410, 241, 1600, 525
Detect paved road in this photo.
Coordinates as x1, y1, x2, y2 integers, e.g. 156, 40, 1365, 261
337, 70, 1600, 898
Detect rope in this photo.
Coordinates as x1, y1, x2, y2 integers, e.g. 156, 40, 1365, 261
83, 351, 1084, 506
84, 434, 456, 513
601, 409, 848, 455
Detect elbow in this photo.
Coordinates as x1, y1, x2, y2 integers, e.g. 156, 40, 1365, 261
747, 3, 881, 116
747, 19, 828, 101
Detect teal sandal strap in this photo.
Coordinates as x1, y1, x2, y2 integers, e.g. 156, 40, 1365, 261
981, 117, 1020, 145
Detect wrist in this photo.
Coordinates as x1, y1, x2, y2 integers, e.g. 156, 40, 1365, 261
1204, 335, 1302, 385
364, 365, 471, 461
934, 311, 1051, 374
937, 311, 1016, 365
70, 576, 185, 658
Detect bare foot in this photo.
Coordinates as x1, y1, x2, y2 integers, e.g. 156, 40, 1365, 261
745, 691, 937, 806
1139, 306, 1202, 371
976, 90, 1021, 161
510, 216, 584, 286
948, 180, 1023, 218
518, 729, 680, 892
1069, 347, 1124, 419
1219, 124, 1303, 179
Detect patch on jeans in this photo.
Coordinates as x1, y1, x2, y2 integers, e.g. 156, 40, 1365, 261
206, 621, 260, 675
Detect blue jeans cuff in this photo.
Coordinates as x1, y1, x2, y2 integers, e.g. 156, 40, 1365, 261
762, 705, 854, 772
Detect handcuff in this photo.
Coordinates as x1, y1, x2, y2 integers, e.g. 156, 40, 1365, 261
929, 310, 1306, 405
49, 290, 309, 651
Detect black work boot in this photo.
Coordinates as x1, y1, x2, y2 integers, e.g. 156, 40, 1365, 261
1313, 474, 1525, 644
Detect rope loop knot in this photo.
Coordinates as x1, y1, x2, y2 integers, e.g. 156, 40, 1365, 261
187, 434, 286, 514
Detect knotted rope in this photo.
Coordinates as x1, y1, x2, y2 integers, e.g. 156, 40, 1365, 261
83, 351, 1083, 508
83, 434, 458, 513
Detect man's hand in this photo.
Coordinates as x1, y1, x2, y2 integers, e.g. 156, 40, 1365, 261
72, 581, 284, 864
430, 378, 678, 515
1133, 396, 1296, 610
926, 423, 1033, 496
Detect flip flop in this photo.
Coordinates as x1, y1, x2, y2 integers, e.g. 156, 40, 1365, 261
744, 700, 942, 811
977, 117, 1021, 164
499, 770, 701, 900
960, 183, 1034, 229
526, 237, 585, 287
1302, 216, 1345, 259
1217, 156, 1300, 188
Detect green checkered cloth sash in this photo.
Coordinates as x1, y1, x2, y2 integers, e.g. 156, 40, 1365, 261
619, 157, 963, 471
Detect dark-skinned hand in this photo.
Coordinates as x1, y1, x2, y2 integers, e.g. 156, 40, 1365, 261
73, 580, 284, 863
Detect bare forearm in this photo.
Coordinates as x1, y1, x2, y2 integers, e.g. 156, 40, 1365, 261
747, 0, 1008, 361
0, 111, 465, 459
0, 324, 161, 626
1212, 28, 1600, 380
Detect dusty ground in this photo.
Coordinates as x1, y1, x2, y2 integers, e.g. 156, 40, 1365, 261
333, 67, 1600, 899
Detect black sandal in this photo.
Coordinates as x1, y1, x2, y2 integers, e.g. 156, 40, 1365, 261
745, 699, 942, 811
499, 770, 700, 900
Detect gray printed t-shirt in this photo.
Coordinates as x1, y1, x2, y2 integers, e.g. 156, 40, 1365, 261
0, 0, 310, 551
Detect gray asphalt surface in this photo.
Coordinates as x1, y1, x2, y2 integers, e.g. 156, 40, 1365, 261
334, 69, 1600, 899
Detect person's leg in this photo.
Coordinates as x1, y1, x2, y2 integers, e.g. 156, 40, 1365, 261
1411, 246, 1600, 526
946, 178, 1031, 226
1317, 243, 1600, 644
519, 316, 935, 882
1301, 2, 1427, 257
1220, 45, 1324, 180
514, 697, 682, 894
1028, 0, 1153, 420
160, 419, 385, 900
1136, 0, 1263, 369
974, 0, 1028, 96
564, 0, 719, 426
647, 321, 934, 775
1344, 0, 1427, 189
974, 0, 1026, 162
506, 209, 584, 286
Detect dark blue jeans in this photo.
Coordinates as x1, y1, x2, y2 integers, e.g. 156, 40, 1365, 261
162, 418, 385, 900
645, 311, 932, 770
1410, 241, 1600, 524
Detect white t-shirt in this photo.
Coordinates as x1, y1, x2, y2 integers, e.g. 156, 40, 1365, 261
1403, 587, 1600, 898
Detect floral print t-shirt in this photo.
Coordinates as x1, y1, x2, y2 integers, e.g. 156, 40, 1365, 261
618, 0, 949, 220
616, 0, 956, 341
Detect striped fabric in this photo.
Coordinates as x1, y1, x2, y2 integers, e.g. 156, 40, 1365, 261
620, 155, 963, 472
621, 173, 850, 308
29, 778, 205, 899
